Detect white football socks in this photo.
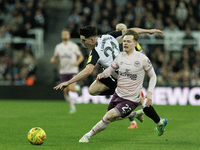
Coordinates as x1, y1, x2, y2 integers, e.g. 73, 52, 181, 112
157, 119, 163, 126
87, 119, 109, 138
64, 94, 75, 109
75, 84, 80, 92
131, 120, 137, 125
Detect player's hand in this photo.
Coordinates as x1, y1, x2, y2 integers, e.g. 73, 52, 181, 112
145, 91, 153, 107
53, 82, 69, 90
148, 29, 163, 34
96, 73, 105, 81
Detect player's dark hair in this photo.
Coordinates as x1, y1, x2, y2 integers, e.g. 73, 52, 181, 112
79, 25, 97, 38
123, 30, 140, 41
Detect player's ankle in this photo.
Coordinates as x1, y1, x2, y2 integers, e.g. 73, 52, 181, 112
157, 119, 163, 126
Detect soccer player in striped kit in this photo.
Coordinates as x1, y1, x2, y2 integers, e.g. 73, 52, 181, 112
79, 30, 167, 142
54, 26, 167, 138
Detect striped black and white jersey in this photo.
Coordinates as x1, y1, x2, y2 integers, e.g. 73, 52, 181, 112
87, 31, 122, 79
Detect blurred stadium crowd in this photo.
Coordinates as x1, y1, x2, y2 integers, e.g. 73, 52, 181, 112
65, 0, 200, 87
1, 0, 200, 87
0, 0, 46, 85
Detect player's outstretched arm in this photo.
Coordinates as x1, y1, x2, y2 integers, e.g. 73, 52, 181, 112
96, 64, 117, 82
101, 65, 117, 79
147, 29, 163, 34
123, 28, 163, 35
53, 64, 95, 90
54, 81, 69, 90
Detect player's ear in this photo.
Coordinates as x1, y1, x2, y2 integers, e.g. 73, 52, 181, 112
91, 37, 96, 43
90, 37, 93, 43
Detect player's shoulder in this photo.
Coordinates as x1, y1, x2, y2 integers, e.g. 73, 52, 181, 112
107, 31, 122, 39
66, 41, 80, 51
57, 42, 63, 46
55, 42, 63, 48
91, 47, 99, 56
135, 50, 145, 56
97, 34, 118, 46
99, 34, 112, 39
101, 33, 117, 40
119, 52, 126, 57
93, 46, 101, 58
69, 40, 77, 44
135, 50, 148, 59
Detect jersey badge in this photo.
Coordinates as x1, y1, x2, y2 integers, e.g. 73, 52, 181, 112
87, 55, 92, 63
134, 61, 140, 67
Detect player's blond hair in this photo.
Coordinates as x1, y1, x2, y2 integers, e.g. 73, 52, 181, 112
116, 23, 127, 30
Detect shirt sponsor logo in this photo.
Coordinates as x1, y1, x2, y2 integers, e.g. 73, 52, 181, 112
119, 69, 137, 80
60, 53, 71, 59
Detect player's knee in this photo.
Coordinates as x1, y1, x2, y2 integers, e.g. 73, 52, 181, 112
103, 109, 118, 122
88, 87, 97, 96
103, 115, 112, 122
88, 87, 94, 95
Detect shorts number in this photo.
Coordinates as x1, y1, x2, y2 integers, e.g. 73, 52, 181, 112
122, 104, 132, 113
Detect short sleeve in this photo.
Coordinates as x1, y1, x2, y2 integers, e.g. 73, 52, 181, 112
87, 49, 100, 66
111, 53, 120, 69
54, 45, 59, 56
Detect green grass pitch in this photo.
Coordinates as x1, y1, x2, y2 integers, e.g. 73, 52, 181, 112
0, 100, 199, 150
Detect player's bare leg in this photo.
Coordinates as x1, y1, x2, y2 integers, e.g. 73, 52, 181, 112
68, 83, 77, 92
63, 88, 76, 114
128, 118, 138, 129
68, 83, 81, 96
125, 109, 144, 122
88, 80, 109, 95
79, 109, 119, 143
128, 95, 145, 129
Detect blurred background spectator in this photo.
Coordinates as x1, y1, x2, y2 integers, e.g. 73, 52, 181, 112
0, 0, 46, 85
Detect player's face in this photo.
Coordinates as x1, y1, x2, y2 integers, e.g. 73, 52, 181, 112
123, 35, 137, 54
80, 35, 94, 49
61, 31, 70, 41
